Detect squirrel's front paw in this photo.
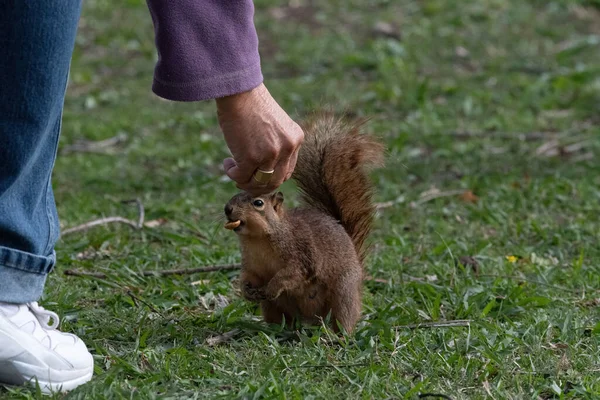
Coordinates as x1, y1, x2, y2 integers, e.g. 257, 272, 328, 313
242, 282, 268, 302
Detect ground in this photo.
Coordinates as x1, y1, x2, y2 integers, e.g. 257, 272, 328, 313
3, 0, 600, 399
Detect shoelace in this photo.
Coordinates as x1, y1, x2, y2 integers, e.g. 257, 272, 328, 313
27, 302, 60, 330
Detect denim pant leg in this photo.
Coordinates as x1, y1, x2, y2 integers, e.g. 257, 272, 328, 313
0, 1, 82, 303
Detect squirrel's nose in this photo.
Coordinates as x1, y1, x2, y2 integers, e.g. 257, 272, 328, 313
224, 204, 233, 215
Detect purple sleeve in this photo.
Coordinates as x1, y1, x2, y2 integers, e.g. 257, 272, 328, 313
145, 0, 264, 102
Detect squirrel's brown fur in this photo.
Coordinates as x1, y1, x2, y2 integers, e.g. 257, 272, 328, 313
224, 112, 384, 333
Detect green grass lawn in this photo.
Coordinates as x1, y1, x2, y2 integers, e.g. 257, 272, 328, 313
4, 0, 600, 398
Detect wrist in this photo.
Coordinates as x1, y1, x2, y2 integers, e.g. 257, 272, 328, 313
216, 83, 265, 113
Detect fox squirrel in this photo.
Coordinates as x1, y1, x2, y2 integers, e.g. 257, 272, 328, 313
223, 112, 384, 333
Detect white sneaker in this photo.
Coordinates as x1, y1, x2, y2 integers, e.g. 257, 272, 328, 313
0, 302, 93, 393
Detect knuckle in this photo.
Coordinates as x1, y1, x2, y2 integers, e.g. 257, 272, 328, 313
293, 125, 305, 144
262, 145, 278, 160
281, 138, 296, 153
246, 151, 262, 163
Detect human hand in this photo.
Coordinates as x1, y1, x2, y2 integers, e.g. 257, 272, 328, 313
216, 83, 304, 196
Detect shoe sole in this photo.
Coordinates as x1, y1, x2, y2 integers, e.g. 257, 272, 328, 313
0, 315, 94, 394
0, 360, 94, 394
24, 368, 94, 394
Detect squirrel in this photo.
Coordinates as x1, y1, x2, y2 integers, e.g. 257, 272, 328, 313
223, 112, 384, 333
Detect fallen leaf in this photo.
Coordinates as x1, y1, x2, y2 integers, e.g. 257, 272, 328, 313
199, 292, 229, 311
214, 294, 230, 310
191, 280, 211, 286
372, 21, 401, 40
144, 218, 168, 228
461, 190, 479, 203
458, 256, 480, 275
205, 329, 240, 346
455, 46, 470, 57
579, 298, 600, 308
549, 342, 569, 350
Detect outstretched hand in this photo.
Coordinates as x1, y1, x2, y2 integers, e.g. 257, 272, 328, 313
216, 83, 304, 197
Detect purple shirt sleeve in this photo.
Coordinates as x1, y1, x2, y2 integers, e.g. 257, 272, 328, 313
145, 0, 264, 102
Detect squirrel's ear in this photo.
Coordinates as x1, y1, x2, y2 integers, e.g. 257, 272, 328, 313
272, 191, 284, 210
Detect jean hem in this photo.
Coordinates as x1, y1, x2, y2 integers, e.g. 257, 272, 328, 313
0, 246, 55, 274
0, 264, 48, 303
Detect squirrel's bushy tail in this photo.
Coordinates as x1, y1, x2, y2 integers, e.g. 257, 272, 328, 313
292, 112, 384, 264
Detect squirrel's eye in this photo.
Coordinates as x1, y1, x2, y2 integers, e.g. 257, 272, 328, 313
252, 199, 264, 208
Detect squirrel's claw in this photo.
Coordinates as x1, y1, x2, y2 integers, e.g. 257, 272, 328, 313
242, 283, 268, 302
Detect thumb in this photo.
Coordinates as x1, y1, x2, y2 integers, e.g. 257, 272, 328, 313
223, 157, 237, 173
223, 157, 253, 184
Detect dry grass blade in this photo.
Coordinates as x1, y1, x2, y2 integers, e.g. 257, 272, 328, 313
64, 270, 108, 279
535, 137, 594, 157
290, 362, 370, 369
206, 329, 241, 346
61, 216, 140, 235
60, 132, 128, 155
449, 131, 552, 141
418, 394, 454, 400
413, 189, 466, 206
63, 264, 242, 279
62, 198, 144, 235
375, 196, 405, 209
395, 320, 471, 329
121, 198, 145, 228
364, 276, 389, 284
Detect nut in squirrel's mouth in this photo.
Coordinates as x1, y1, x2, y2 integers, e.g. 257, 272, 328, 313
224, 219, 243, 231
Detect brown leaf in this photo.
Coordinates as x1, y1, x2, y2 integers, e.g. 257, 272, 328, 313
372, 21, 401, 40
458, 256, 480, 276
579, 298, 600, 308
461, 190, 479, 203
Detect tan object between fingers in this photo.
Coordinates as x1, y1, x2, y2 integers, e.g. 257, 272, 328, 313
224, 220, 241, 230
253, 169, 275, 185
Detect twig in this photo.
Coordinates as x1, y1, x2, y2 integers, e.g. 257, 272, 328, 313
448, 131, 552, 141
63, 264, 242, 279
126, 289, 160, 314
121, 198, 145, 228
62, 198, 144, 235
62, 216, 139, 235
291, 362, 370, 369
60, 133, 128, 155
395, 320, 471, 329
570, 152, 594, 163
64, 270, 107, 279
144, 264, 241, 276
376, 197, 404, 209
418, 394, 454, 400
413, 190, 465, 206
535, 137, 594, 157
378, 189, 472, 210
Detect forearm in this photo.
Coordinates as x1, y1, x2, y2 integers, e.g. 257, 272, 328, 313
145, 0, 263, 102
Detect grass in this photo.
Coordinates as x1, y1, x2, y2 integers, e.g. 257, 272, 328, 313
3, 0, 600, 398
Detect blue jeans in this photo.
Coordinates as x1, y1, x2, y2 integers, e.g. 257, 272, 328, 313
0, 1, 82, 303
